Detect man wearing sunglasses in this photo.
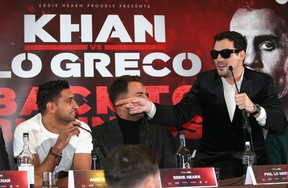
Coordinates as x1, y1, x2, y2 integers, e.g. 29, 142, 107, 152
115, 31, 287, 179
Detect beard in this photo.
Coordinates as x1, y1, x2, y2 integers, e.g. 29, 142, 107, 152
215, 61, 230, 78
130, 112, 145, 120
56, 111, 77, 124
217, 68, 230, 78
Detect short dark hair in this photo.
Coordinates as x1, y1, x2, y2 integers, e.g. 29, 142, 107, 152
36, 80, 70, 113
214, 31, 247, 52
109, 75, 142, 106
104, 145, 159, 188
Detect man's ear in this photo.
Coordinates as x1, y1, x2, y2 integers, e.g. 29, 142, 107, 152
46, 102, 56, 113
240, 50, 246, 61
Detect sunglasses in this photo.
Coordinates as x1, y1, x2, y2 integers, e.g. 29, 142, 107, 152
210, 49, 242, 59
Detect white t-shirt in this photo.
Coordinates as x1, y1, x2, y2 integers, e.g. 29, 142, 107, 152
13, 113, 93, 173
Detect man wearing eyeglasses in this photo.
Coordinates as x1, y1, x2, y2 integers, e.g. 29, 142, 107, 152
115, 31, 288, 179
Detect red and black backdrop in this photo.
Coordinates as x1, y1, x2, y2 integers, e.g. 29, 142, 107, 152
0, 0, 287, 168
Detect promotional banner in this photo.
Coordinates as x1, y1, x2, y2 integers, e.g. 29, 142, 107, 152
0, 0, 287, 169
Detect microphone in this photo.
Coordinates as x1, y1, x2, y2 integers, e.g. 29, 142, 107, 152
74, 124, 103, 170
228, 66, 250, 127
144, 117, 152, 148
74, 124, 92, 135
228, 66, 254, 153
229, 66, 240, 92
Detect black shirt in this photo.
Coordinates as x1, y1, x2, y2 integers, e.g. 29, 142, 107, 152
117, 115, 141, 144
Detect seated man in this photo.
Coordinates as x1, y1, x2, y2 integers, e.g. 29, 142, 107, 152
13, 80, 93, 187
104, 144, 161, 188
92, 75, 176, 168
0, 127, 10, 170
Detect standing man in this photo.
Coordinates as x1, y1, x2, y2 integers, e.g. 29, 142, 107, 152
116, 31, 287, 179
230, 8, 288, 165
92, 75, 176, 168
13, 80, 93, 187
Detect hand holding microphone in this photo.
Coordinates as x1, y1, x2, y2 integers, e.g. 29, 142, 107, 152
229, 66, 255, 153
53, 121, 81, 153
229, 66, 255, 114
73, 123, 93, 135
234, 93, 255, 113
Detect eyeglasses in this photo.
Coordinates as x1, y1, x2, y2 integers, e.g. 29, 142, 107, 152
210, 49, 242, 59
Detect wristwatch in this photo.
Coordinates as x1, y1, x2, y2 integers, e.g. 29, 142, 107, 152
252, 104, 261, 115
49, 147, 62, 166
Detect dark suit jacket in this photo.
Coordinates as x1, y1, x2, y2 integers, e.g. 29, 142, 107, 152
0, 127, 10, 170
150, 68, 287, 179
92, 118, 177, 168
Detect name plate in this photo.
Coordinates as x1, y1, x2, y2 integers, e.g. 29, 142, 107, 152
160, 168, 217, 187
245, 164, 288, 185
0, 170, 28, 188
68, 170, 107, 188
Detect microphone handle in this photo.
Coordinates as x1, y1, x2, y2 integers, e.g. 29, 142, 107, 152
229, 68, 255, 153
229, 70, 251, 130
230, 69, 240, 93
74, 124, 92, 134
145, 119, 152, 148
74, 124, 101, 170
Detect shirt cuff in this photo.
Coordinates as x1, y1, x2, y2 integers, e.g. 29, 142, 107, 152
147, 102, 156, 119
255, 106, 267, 126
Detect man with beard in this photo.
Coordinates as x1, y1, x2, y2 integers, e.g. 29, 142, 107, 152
230, 8, 288, 165
92, 75, 176, 169
116, 31, 287, 179
13, 80, 93, 187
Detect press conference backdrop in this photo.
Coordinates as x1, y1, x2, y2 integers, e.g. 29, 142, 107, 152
0, 0, 287, 169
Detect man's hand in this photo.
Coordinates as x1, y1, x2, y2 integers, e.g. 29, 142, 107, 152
115, 97, 152, 115
235, 92, 255, 113
54, 121, 80, 151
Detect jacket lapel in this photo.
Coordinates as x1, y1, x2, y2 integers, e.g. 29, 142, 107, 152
240, 68, 253, 97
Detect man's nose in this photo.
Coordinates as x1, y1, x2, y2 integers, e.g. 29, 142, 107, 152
216, 54, 224, 61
